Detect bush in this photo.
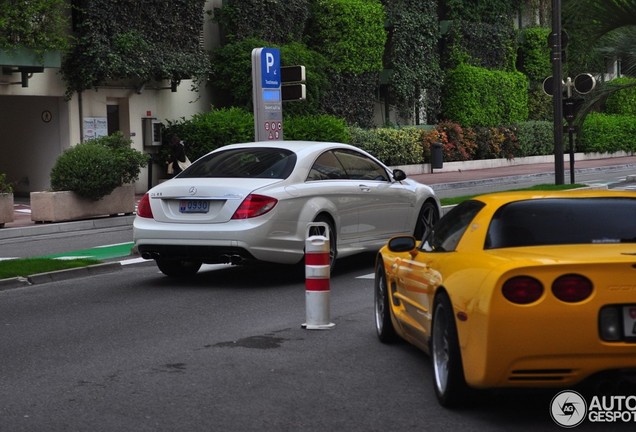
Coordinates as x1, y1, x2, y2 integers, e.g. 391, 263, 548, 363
527, 88, 552, 121
163, 108, 255, 161
442, 63, 528, 127
349, 127, 422, 166
513, 121, 553, 157
578, 113, 636, 153
438, 121, 477, 161
473, 126, 519, 160
517, 27, 552, 84
284, 115, 351, 143
0, 173, 13, 193
604, 77, 636, 116
50, 132, 147, 201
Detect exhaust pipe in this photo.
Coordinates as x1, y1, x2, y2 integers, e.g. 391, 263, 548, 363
220, 254, 245, 265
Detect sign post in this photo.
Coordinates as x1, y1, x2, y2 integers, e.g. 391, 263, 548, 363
251, 48, 283, 141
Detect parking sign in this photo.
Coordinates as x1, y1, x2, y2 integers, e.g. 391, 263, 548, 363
252, 47, 283, 141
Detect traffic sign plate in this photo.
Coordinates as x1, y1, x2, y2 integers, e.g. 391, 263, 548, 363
260, 48, 280, 88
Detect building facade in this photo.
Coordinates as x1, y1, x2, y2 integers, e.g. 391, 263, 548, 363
0, 0, 221, 196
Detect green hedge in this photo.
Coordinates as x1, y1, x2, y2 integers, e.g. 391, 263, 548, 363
517, 27, 552, 84
349, 127, 423, 166
513, 121, 554, 157
284, 115, 351, 143
163, 111, 352, 160
162, 113, 636, 168
163, 108, 254, 161
604, 77, 636, 116
442, 64, 529, 127
578, 113, 636, 153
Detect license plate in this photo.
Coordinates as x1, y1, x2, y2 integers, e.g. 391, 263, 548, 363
622, 305, 636, 337
179, 200, 209, 213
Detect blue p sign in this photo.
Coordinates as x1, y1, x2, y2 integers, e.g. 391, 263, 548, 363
261, 48, 280, 89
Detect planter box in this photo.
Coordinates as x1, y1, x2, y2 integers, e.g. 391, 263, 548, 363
0, 193, 14, 227
30, 185, 135, 223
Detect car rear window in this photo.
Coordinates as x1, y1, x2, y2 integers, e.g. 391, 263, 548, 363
178, 148, 296, 179
486, 197, 636, 248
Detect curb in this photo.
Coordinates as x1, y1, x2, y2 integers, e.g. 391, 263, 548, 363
429, 164, 634, 191
0, 262, 122, 291
0, 215, 135, 241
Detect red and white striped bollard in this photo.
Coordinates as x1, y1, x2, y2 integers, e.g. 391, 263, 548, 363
302, 222, 335, 330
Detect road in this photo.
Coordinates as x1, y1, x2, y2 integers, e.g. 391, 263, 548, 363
2, 257, 632, 431
1, 172, 635, 431
430, 165, 636, 199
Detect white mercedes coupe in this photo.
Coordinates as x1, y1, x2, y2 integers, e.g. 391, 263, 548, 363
133, 141, 440, 277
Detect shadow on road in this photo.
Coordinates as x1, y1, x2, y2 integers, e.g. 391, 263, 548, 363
135, 251, 377, 290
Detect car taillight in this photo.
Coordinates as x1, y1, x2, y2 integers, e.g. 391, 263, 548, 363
137, 193, 154, 219
552, 274, 593, 303
231, 194, 277, 219
502, 276, 543, 304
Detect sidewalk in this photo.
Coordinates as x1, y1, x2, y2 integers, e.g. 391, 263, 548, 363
2, 154, 636, 238
410, 154, 636, 187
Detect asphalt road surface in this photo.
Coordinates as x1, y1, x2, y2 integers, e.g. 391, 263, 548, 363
2, 168, 635, 431
1, 257, 632, 431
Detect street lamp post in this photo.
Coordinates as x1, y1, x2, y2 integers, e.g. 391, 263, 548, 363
551, 0, 565, 185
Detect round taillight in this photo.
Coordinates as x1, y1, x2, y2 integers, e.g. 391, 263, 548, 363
552, 274, 593, 303
502, 276, 544, 304
137, 193, 153, 218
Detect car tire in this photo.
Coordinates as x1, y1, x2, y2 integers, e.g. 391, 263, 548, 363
431, 292, 469, 408
310, 215, 337, 271
374, 257, 398, 343
156, 259, 202, 278
414, 201, 439, 242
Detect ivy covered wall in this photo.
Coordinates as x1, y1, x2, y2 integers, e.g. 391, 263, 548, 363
61, 0, 210, 97
0, 0, 68, 51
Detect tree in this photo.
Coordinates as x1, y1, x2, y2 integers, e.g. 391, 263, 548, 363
564, 0, 636, 121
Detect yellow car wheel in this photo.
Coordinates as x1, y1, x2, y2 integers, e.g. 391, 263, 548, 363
374, 258, 398, 343
431, 292, 469, 407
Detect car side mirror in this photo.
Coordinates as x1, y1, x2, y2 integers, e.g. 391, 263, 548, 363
392, 169, 407, 181
388, 236, 416, 253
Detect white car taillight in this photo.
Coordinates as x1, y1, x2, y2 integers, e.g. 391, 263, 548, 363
231, 194, 277, 219
137, 193, 154, 219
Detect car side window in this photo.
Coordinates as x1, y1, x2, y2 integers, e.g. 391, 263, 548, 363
422, 200, 485, 252
333, 149, 389, 181
307, 151, 348, 181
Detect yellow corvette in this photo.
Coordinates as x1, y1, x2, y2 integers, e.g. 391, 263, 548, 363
374, 190, 636, 407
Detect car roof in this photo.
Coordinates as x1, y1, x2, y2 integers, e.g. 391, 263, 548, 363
215, 140, 359, 153
472, 189, 636, 207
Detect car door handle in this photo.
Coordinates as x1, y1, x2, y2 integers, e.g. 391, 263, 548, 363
358, 185, 371, 192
